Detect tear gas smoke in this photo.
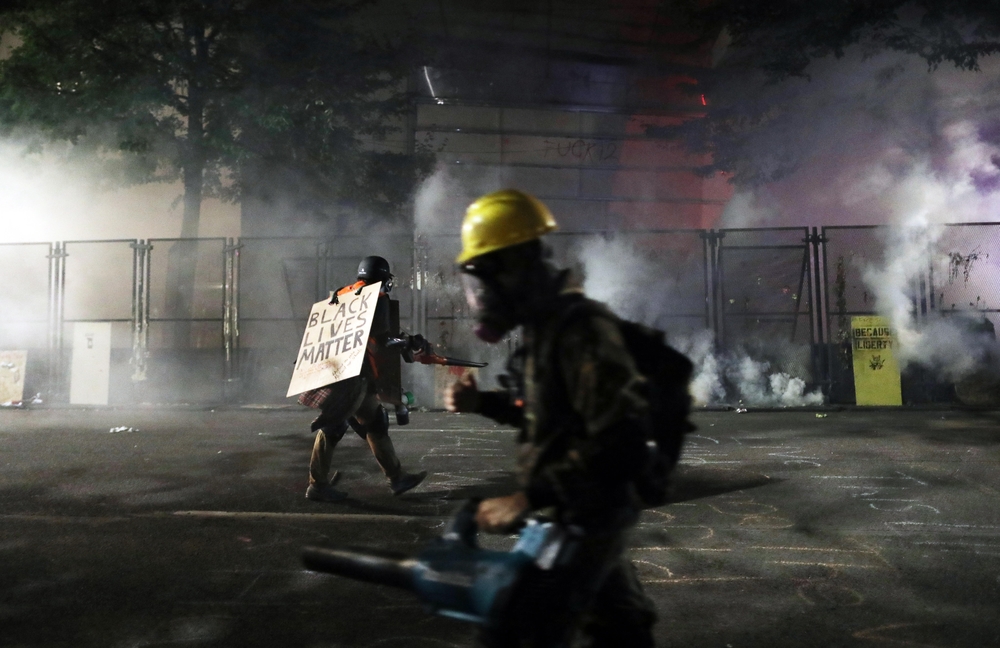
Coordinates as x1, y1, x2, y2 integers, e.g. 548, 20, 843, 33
863, 156, 1000, 380
413, 163, 513, 235
716, 50, 1000, 386
0, 137, 244, 405
576, 236, 823, 407
410, 165, 827, 408
0, 139, 239, 243
404, 165, 517, 404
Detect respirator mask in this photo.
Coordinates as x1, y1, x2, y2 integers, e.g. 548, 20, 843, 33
460, 256, 521, 344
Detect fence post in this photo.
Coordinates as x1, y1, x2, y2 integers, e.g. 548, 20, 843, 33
803, 228, 829, 394
412, 233, 428, 339
223, 238, 243, 402
129, 240, 153, 390
700, 229, 724, 349
46, 242, 67, 402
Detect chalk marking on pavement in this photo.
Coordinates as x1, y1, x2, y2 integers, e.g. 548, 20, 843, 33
634, 559, 674, 578
421, 453, 506, 458
835, 485, 912, 491
636, 546, 731, 552
645, 576, 766, 584
748, 546, 878, 554
170, 510, 446, 522
844, 537, 897, 570
852, 622, 948, 648
869, 503, 941, 514
915, 541, 1000, 547
858, 498, 921, 501
236, 573, 263, 599
887, 521, 1000, 530
811, 476, 919, 480
768, 560, 882, 569
679, 458, 741, 465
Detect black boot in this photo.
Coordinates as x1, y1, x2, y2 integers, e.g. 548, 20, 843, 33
390, 470, 427, 496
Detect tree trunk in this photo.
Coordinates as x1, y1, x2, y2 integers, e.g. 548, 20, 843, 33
164, 64, 206, 349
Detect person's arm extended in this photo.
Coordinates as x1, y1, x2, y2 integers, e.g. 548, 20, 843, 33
445, 373, 525, 426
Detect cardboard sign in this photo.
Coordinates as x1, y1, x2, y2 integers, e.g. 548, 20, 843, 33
851, 315, 902, 406
0, 350, 27, 405
286, 282, 381, 397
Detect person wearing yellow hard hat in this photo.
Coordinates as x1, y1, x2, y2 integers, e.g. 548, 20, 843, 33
446, 189, 659, 647
455, 188, 560, 343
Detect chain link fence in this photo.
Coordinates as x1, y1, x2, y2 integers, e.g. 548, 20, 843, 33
2, 223, 997, 407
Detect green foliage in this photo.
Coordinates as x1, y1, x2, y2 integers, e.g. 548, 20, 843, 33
648, 0, 1000, 187
0, 0, 432, 219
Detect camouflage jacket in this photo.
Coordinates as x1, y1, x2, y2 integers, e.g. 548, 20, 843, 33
477, 290, 651, 521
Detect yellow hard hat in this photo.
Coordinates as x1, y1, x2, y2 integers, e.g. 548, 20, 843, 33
456, 189, 558, 264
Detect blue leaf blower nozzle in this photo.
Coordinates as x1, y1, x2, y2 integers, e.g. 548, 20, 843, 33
302, 499, 577, 626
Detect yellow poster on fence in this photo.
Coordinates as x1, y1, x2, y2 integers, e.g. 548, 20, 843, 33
851, 315, 902, 406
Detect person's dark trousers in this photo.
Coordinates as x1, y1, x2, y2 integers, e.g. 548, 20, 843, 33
309, 376, 384, 485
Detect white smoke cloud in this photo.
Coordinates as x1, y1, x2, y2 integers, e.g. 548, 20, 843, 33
673, 329, 725, 405
0, 138, 239, 243
577, 236, 824, 407
576, 236, 680, 330
862, 147, 1000, 380
711, 50, 1000, 389
413, 163, 513, 235
676, 337, 824, 407
405, 164, 521, 403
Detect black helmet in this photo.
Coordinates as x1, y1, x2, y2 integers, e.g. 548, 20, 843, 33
357, 255, 393, 290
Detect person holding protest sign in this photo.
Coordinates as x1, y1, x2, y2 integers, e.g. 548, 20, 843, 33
298, 256, 427, 502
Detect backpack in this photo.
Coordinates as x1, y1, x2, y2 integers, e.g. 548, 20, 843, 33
615, 317, 696, 506
552, 297, 695, 507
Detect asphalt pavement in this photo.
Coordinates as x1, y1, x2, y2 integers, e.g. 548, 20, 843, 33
1, 405, 998, 647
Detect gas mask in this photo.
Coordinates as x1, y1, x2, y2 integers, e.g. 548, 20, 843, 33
461, 246, 538, 343
461, 272, 519, 343
460, 242, 551, 343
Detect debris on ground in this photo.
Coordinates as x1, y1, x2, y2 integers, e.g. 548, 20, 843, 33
735, 407, 748, 413
815, 413, 829, 418
2, 393, 44, 408
109, 426, 139, 433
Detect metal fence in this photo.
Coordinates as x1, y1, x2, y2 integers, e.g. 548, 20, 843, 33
2, 222, 997, 406
822, 223, 1000, 403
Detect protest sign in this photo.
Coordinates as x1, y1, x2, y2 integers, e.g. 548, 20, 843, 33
850, 315, 902, 406
0, 350, 27, 405
286, 282, 380, 397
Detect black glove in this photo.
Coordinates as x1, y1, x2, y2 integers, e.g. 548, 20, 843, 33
408, 334, 429, 355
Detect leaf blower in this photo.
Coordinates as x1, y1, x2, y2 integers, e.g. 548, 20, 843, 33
301, 499, 579, 626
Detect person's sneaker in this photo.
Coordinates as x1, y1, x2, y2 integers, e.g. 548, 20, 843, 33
306, 472, 347, 502
390, 470, 427, 496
